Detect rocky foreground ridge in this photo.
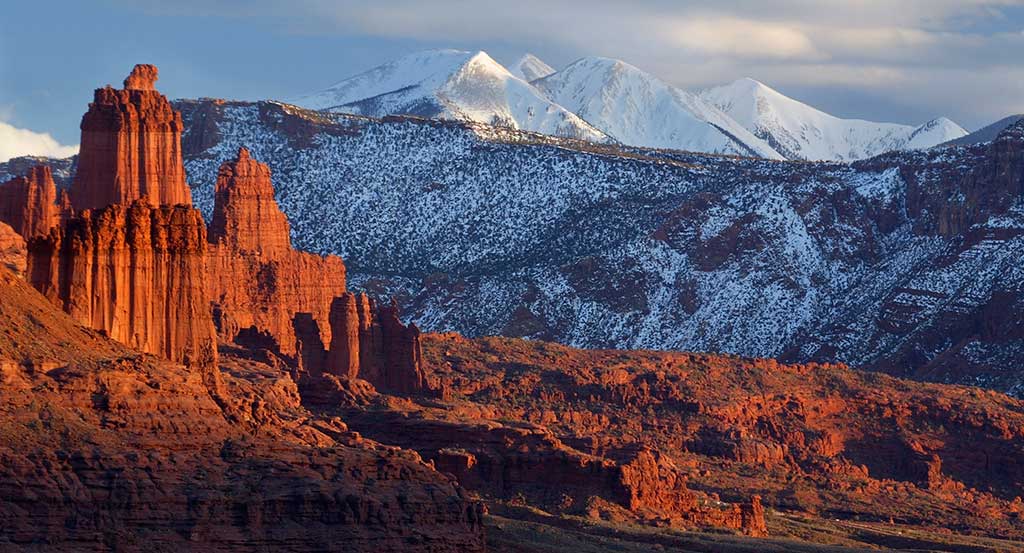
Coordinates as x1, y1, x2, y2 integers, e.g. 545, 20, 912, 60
2, 65, 1024, 551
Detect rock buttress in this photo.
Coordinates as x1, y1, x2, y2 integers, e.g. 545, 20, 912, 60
0, 165, 59, 239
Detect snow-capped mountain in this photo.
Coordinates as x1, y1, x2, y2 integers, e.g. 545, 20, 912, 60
293, 49, 607, 142
169, 98, 1024, 397
510, 53, 555, 82
701, 78, 967, 161
534, 58, 784, 159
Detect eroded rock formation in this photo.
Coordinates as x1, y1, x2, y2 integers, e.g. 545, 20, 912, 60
70, 64, 192, 210
315, 293, 432, 395
206, 148, 346, 355
0, 270, 485, 551
0, 165, 58, 239
28, 202, 217, 367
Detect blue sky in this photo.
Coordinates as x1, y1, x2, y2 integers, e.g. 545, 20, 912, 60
2, 0, 1023, 158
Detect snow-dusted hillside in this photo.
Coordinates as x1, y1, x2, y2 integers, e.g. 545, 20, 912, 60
535, 58, 783, 159
293, 49, 607, 142
701, 78, 967, 161
175, 98, 1024, 396
510, 54, 555, 82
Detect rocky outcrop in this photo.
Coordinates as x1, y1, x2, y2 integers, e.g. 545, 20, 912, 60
208, 147, 291, 256
70, 64, 192, 210
27, 202, 217, 367
206, 148, 347, 355
395, 334, 1024, 539
0, 165, 58, 239
316, 293, 431, 395
0, 221, 25, 276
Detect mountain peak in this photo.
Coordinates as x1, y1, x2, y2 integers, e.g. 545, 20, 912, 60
293, 48, 607, 142
511, 53, 555, 82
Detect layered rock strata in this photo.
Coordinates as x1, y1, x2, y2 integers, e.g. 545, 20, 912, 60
0, 270, 486, 552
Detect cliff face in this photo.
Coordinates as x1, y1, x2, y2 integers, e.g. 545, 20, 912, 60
28, 202, 217, 367
206, 148, 347, 355
70, 64, 192, 210
0, 222, 25, 276
0, 165, 58, 239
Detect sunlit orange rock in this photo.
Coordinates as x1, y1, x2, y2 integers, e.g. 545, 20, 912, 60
70, 64, 192, 210
206, 148, 347, 355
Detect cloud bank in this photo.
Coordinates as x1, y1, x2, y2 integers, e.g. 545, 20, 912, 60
0, 119, 78, 163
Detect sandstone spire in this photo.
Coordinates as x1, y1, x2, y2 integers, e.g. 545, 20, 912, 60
208, 147, 292, 256
70, 64, 193, 210
29, 65, 216, 368
206, 147, 347, 356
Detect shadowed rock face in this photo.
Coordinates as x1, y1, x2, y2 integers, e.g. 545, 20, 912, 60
0, 165, 58, 239
71, 64, 192, 210
0, 222, 25, 276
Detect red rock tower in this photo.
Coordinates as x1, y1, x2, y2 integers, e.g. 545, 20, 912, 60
208, 147, 291, 256
28, 65, 216, 367
206, 147, 347, 355
70, 64, 193, 210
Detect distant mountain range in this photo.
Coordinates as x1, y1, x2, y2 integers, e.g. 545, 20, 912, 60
294, 49, 968, 161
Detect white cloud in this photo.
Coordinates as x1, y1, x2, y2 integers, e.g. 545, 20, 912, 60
660, 17, 821, 60
0, 119, 78, 163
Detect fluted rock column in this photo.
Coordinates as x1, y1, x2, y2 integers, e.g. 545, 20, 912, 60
326, 293, 361, 379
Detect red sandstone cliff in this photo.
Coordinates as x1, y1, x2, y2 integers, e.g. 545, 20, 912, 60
0, 269, 485, 552
206, 148, 347, 355
28, 202, 217, 367
0, 165, 59, 239
26, 66, 215, 368
70, 64, 192, 210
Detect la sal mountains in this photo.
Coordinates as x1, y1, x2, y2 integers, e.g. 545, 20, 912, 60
294, 49, 966, 161
1, 58, 1024, 550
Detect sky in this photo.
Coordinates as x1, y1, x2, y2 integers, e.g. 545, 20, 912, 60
1, 0, 1023, 159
